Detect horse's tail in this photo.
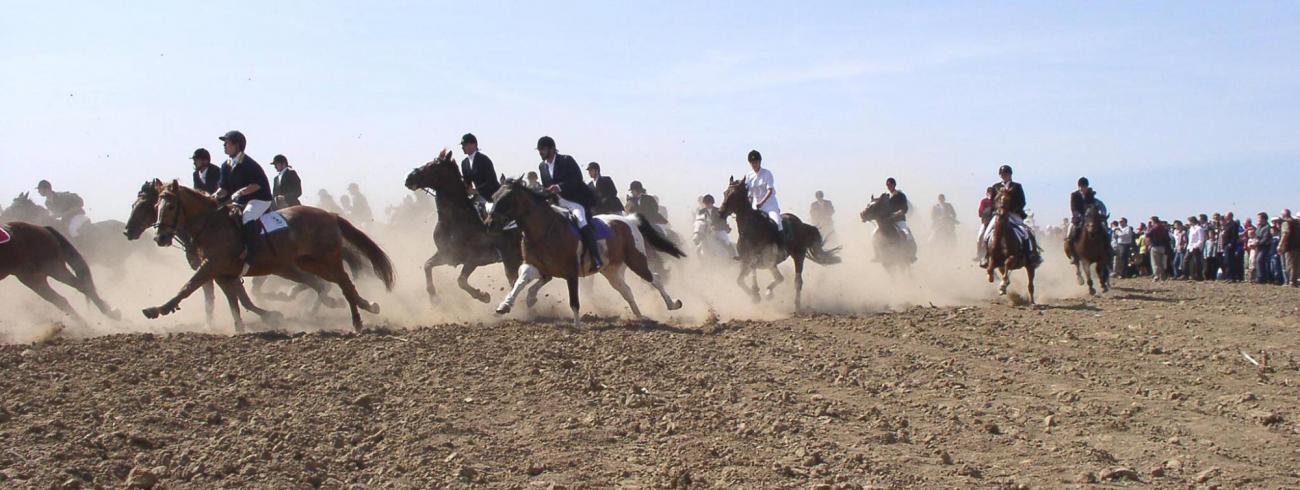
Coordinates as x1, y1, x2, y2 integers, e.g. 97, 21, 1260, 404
342, 246, 366, 278
47, 226, 93, 284
634, 214, 686, 258
336, 217, 395, 291
804, 224, 842, 265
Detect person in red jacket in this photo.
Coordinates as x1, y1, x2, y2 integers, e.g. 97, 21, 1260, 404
975, 186, 995, 262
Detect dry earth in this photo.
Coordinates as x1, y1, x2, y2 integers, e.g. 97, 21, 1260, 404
1, 279, 1297, 489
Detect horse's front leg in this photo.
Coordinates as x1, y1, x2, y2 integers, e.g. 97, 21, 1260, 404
144, 260, 219, 319
1026, 266, 1037, 304
566, 277, 581, 329
766, 265, 785, 300
998, 262, 1012, 295
526, 276, 553, 309
422, 255, 438, 303
497, 264, 539, 314
457, 264, 491, 303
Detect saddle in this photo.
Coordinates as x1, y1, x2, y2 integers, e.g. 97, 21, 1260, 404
0, 225, 10, 245
565, 216, 615, 241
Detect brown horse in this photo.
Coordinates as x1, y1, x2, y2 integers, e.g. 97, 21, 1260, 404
986, 186, 1036, 302
720, 178, 840, 310
859, 193, 917, 276
1066, 204, 1110, 295
404, 149, 522, 303
0, 222, 120, 324
140, 181, 394, 332
485, 178, 684, 328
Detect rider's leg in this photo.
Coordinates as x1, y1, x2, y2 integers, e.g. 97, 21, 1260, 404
240, 200, 272, 260
559, 198, 601, 272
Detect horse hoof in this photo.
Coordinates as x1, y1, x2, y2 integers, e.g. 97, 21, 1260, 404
107, 309, 122, 321
262, 311, 284, 325
473, 292, 491, 304
369, 302, 381, 314
496, 304, 512, 315
668, 299, 683, 311
142, 307, 160, 319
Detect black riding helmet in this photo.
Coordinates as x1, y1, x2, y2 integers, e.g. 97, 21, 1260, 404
1078, 177, 1089, 187
998, 164, 1013, 175
219, 130, 247, 151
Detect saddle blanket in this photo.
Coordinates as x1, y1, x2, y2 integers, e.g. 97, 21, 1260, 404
0, 225, 10, 244
259, 212, 290, 234
566, 217, 615, 240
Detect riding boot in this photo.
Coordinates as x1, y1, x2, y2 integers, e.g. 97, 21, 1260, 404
240, 221, 258, 261
580, 225, 603, 273
1066, 226, 1080, 264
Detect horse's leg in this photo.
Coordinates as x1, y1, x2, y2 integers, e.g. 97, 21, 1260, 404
422, 255, 438, 303
1099, 261, 1111, 292
18, 273, 86, 326
602, 266, 642, 318
998, 263, 1011, 295
625, 245, 682, 311
275, 268, 339, 311
213, 276, 247, 334
1074, 256, 1085, 285
526, 276, 552, 309
497, 264, 539, 314
46, 263, 119, 320
793, 255, 805, 312
144, 261, 219, 319
297, 258, 377, 331
765, 266, 784, 299
566, 276, 581, 329
457, 264, 491, 303
1027, 266, 1037, 304
231, 281, 284, 325
201, 281, 215, 325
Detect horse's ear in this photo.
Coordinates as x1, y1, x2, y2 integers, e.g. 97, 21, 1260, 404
499, 173, 507, 184
167, 180, 179, 190
729, 176, 734, 184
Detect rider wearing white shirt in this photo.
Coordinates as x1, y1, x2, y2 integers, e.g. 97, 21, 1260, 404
743, 150, 782, 233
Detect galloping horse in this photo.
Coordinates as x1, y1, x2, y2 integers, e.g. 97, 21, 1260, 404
485, 178, 684, 328
985, 186, 1037, 303
1066, 204, 1110, 295
404, 149, 522, 303
4, 192, 146, 273
0, 222, 120, 324
137, 181, 393, 332
720, 178, 840, 310
859, 193, 917, 276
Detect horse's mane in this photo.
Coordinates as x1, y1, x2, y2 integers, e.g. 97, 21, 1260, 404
501, 177, 552, 203
162, 181, 218, 207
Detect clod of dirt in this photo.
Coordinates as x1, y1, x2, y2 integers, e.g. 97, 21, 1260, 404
1100, 467, 1140, 482
125, 466, 160, 489
1195, 467, 1221, 483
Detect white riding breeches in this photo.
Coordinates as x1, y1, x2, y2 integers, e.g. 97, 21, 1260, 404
66, 214, 90, 238
556, 197, 588, 228
242, 199, 272, 224
764, 210, 783, 232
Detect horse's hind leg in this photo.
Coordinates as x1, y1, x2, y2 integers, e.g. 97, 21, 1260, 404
792, 256, 805, 312
526, 276, 552, 309
765, 266, 785, 300
422, 255, 438, 303
201, 282, 215, 325
276, 268, 340, 312
602, 266, 642, 318
19, 273, 86, 326
231, 279, 283, 326
213, 277, 247, 334
298, 258, 378, 331
46, 264, 119, 320
498, 264, 539, 314
1027, 266, 1037, 304
566, 277, 581, 329
626, 243, 682, 311
457, 264, 491, 303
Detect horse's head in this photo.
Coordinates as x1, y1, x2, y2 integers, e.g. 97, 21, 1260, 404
2, 191, 46, 222
1083, 204, 1103, 235
719, 176, 750, 219
486, 175, 543, 232
153, 180, 186, 247
405, 148, 462, 193
125, 179, 163, 240
994, 186, 1014, 216
859, 193, 891, 223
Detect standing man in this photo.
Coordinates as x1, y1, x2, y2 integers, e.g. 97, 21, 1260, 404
215, 130, 273, 260
930, 193, 957, 249
1113, 218, 1135, 278
978, 165, 1042, 268
1186, 216, 1205, 280
1146, 217, 1172, 281
270, 154, 302, 209
191, 148, 222, 196
1253, 212, 1273, 284
459, 133, 500, 207
536, 136, 602, 271
586, 162, 624, 215
35, 180, 89, 238
743, 150, 784, 239
809, 191, 835, 234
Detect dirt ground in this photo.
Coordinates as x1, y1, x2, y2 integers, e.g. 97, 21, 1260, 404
0, 277, 1297, 489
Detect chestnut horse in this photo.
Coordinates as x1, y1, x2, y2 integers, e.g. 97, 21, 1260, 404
0, 222, 120, 324
140, 181, 393, 332
485, 178, 683, 328
1066, 204, 1110, 295
404, 149, 522, 303
720, 178, 840, 310
859, 193, 917, 276
985, 186, 1037, 302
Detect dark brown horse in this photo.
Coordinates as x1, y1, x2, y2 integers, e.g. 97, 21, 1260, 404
5, 192, 147, 275
859, 193, 917, 276
1066, 204, 1110, 295
720, 178, 840, 310
985, 186, 1036, 302
485, 178, 684, 328
0, 222, 120, 325
404, 149, 522, 303
139, 181, 393, 332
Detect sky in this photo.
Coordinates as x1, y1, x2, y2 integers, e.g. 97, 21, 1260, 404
3, 1, 1298, 227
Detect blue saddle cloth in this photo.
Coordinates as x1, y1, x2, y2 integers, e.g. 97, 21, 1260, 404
567, 217, 614, 240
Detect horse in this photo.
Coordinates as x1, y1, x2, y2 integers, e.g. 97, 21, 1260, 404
719, 178, 840, 311
484, 177, 684, 328
404, 149, 523, 303
138, 181, 394, 332
3, 192, 145, 275
1066, 204, 1110, 295
124, 180, 349, 325
985, 186, 1037, 303
0, 221, 120, 325
858, 193, 918, 276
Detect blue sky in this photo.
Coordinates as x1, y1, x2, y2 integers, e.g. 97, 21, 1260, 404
3, 1, 1298, 225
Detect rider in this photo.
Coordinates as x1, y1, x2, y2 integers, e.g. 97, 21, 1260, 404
883, 177, 911, 237
460, 133, 500, 211
626, 181, 667, 225
743, 150, 786, 241
345, 183, 374, 228
271, 154, 303, 209
587, 162, 625, 215
35, 180, 89, 238
191, 148, 222, 196
215, 130, 274, 261
694, 194, 737, 258
809, 191, 835, 234
979, 164, 1043, 268
1066, 177, 1111, 264
536, 136, 602, 272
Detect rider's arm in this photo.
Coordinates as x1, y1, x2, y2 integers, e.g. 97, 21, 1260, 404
231, 184, 261, 200
757, 188, 773, 208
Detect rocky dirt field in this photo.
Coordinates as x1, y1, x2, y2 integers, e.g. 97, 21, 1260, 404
1, 278, 1297, 489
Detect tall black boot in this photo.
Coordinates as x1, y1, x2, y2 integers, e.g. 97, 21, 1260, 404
241, 221, 258, 261
581, 225, 603, 273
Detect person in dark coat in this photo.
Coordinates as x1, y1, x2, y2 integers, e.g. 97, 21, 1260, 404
626, 181, 667, 225
215, 130, 273, 260
586, 162, 624, 215
190, 148, 222, 195
979, 164, 1041, 268
459, 133, 500, 204
270, 154, 302, 209
536, 136, 602, 271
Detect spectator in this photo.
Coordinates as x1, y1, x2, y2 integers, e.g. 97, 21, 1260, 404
1114, 218, 1135, 278
1147, 217, 1172, 281
1253, 212, 1274, 284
